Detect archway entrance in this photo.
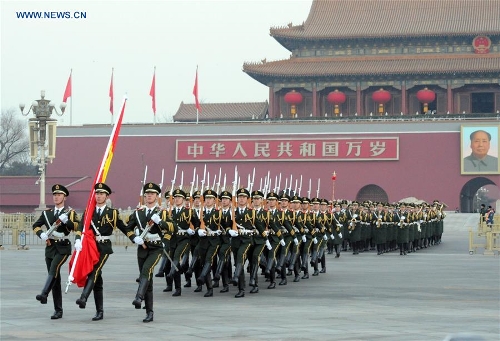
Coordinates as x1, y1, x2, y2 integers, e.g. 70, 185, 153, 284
460, 177, 498, 212
357, 184, 388, 203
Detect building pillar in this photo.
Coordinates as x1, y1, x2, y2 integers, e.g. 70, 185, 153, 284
447, 83, 453, 113
268, 87, 274, 118
356, 84, 362, 115
312, 84, 317, 117
401, 83, 407, 115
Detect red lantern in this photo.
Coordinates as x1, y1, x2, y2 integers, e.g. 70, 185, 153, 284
331, 171, 337, 181
327, 90, 346, 115
284, 90, 303, 117
416, 87, 436, 113
372, 88, 392, 115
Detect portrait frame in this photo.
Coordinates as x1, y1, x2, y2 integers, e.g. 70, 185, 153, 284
461, 125, 500, 175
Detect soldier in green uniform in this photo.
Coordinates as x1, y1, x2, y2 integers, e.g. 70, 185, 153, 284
397, 204, 410, 255
154, 190, 171, 278
214, 190, 233, 293
330, 202, 344, 258
184, 190, 202, 290
264, 191, 284, 288
33, 184, 78, 319
248, 190, 269, 293
317, 199, 331, 273
74, 183, 138, 321
166, 189, 200, 296
300, 197, 315, 279
287, 196, 303, 279
195, 189, 222, 297
276, 193, 294, 285
128, 182, 175, 322
229, 188, 254, 298
347, 202, 362, 255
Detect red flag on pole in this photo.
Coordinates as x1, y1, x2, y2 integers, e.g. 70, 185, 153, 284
150, 67, 156, 115
109, 69, 114, 115
62, 71, 72, 103
193, 66, 201, 112
67, 96, 127, 290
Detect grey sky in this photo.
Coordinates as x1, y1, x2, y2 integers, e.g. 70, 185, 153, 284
1, 0, 313, 125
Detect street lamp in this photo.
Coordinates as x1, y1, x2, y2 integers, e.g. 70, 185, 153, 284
19, 90, 66, 212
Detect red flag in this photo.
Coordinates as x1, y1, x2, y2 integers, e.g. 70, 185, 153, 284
109, 69, 114, 115
62, 71, 72, 103
67, 97, 127, 289
193, 67, 201, 112
150, 68, 156, 115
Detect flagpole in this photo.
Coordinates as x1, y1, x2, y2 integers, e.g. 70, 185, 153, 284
70, 69, 73, 126
196, 109, 199, 124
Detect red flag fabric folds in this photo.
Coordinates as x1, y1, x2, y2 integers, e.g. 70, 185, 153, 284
62, 72, 72, 103
193, 67, 201, 112
150, 69, 156, 115
68, 228, 99, 287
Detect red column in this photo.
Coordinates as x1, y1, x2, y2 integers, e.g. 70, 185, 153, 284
356, 84, 362, 115
312, 85, 317, 117
401, 84, 407, 115
447, 83, 453, 114
268, 87, 274, 118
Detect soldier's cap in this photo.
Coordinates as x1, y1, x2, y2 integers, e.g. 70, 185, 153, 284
251, 190, 264, 199
164, 190, 170, 199
192, 190, 201, 198
219, 190, 232, 200
94, 182, 112, 195
143, 182, 161, 194
185, 192, 191, 199
302, 197, 310, 204
320, 198, 329, 205
52, 184, 69, 196
203, 189, 216, 199
291, 195, 301, 203
280, 193, 290, 201
173, 188, 186, 199
334, 202, 341, 207
311, 197, 320, 204
352, 201, 359, 205
266, 191, 279, 200
237, 188, 250, 197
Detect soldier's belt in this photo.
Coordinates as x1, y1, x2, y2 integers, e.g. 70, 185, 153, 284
177, 229, 187, 236
96, 235, 111, 243
48, 236, 68, 241
145, 233, 161, 242
238, 228, 255, 236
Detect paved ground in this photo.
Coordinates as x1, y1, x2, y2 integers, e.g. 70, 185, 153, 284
1, 214, 498, 341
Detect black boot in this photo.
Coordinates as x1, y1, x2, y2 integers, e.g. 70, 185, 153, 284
132, 277, 149, 309
197, 263, 212, 286
204, 288, 213, 297
301, 254, 309, 271
213, 257, 225, 281
36, 275, 56, 304
264, 256, 274, 275
76, 277, 94, 309
143, 291, 154, 322
235, 290, 245, 298
231, 263, 242, 286
91, 285, 104, 321
155, 256, 167, 277
185, 253, 198, 277
166, 261, 180, 280
50, 279, 63, 319
163, 276, 173, 292
248, 264, 259, 287
250, 286, 259, 293
172, 288, 181, 296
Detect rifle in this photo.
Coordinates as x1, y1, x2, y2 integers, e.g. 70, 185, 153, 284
136, 206, 161, 249
139, 165, 148, 207
316, 178, 321, 198
231, 166, 238, 230
298, 175, 303, 197
169, 164, 177, 210
249, 167, 255, 193
158, 168, 164, 206
43, 207, 71, 245
307, 178, 312, 199
190, 167, 197, 200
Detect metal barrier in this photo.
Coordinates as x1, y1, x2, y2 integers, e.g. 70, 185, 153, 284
468, 216, 500, 255
0, 212, 135, 249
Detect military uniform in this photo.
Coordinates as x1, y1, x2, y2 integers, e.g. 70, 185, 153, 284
74, 183, 136, 321
129, 182, 176, 322
331, 203, 345, 258
248, 190, 269, 293
276, 194, 295, 285
214, 190, 234, 293
264, 191, 284, 288
33, 184, 79, 319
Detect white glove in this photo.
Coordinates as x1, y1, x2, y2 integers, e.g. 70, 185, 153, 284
198, 229, 207, 237
302, 235, 306, 243
151, 213, 161, 224
279, 239, 286, 246
134, 236, 144, 245
330, 234, 335, 240
74, 239, 82, 251
293, 237, 298, 245
59, 213, 68, 224
228, 229, 238, 237
323, 235, 328, 241
186, 228, 195, 236
265, 240, 272, 250
339, 233, 342, 239
313, 237, 318, 244
40, 232, 48, 241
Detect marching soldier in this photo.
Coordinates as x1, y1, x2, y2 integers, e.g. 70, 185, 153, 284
347, 202, 362, 255
229, 188, 254, 298
317, 199, 331, 274
166, 189, 200, 296
33, 184, 78, 319
248, 190, 269, 294
397, 204, 410, 255
214, 190, 234, 293
276, 193, 294, 285
330, 202, 344, 258
288, 196, 303, 280
128, 182, 175, 322
74, 182, 138, 321
155, 190, 171, 278
184, 190, 202, 290
264, 191, 284, 289
300, 197, 315, 279
195, 189, 222, 297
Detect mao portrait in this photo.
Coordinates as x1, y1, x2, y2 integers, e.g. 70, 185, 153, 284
461, 126, 499, 174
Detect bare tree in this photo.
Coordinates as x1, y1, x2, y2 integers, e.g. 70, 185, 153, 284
0, 109, 30, 173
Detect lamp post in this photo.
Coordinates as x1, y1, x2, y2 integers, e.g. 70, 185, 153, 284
20, 90, 66, 212
331, 171, 337, 202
